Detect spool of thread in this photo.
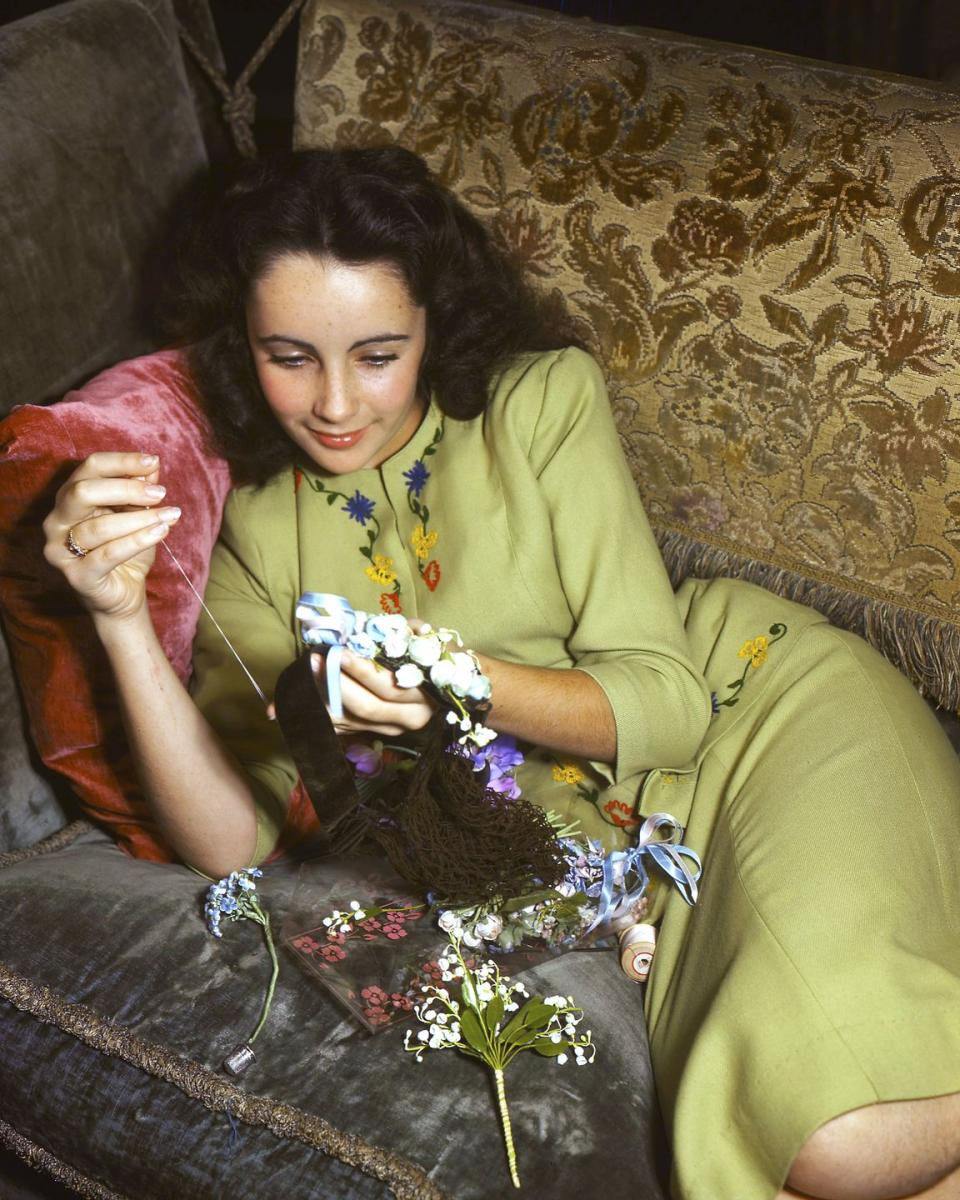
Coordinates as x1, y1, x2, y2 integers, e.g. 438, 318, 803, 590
223, 1043, 256, 1076
618, 922, 657, 983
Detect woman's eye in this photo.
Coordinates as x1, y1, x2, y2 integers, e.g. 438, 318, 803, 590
268, 355, 308, 369
361, 354, 398, 369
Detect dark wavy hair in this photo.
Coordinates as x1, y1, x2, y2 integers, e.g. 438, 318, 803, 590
158, 145, 583, 485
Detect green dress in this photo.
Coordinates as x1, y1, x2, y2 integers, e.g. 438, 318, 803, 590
193, 347, 960, 1199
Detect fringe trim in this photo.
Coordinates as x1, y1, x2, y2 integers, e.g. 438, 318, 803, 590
0, 820, 92, 872
656, 528, 960, 712
0, 964, 446, 1200
0, 1116, 127, 1199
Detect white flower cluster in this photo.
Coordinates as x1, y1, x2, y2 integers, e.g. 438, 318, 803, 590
541, 996, 596, 1066
321, 899, 366, 936
344, 613, 495, 747
437, 907, 504, 947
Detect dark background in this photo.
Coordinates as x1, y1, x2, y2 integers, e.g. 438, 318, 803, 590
5, 0, 960, 154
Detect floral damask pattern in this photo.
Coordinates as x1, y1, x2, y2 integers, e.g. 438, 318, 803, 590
296, 0, 960, 702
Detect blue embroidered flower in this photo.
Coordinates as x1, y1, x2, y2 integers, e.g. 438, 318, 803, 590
403, 459, 429, 497
342, 490, 375, 525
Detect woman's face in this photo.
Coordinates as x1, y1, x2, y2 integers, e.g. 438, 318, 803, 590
246, 253, 428, 473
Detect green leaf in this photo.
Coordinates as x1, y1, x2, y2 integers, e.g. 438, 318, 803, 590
326, 492, 338, 506
533, 1039, 568, 1057
459, 1007, 488, 1055
502, 1021, 543, 1047
517, 999, 554, 1029
499, 889, 560, 914
485, 995, 504, 1034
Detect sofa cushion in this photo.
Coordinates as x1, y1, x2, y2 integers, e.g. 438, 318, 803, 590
0, 350, 231, 861
0, 825, 668, 1199
294, 0, 960, 708
0, 0, 206, 415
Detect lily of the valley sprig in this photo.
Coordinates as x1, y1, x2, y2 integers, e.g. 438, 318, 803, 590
403, 938, 595, 1189
204, 867, 279, 1076
322, 898, 426, 936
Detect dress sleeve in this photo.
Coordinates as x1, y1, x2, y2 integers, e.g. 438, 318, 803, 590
190, 489, 300, 864
529, 347, 712, 778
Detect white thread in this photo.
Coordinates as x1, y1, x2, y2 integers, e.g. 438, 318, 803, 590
159, 541, 268, 705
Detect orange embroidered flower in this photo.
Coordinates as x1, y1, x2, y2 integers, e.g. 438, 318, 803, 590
294, 466, 304, 492
365, 554, 397, 587
380, 593, 402, 614
410, 524, 438, 561
604, 799, 641, 829
737, 635, 769, 668
423, 560, 441, 591
552, 762, 585, 786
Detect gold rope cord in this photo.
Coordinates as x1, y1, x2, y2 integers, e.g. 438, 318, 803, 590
176, 0, 307, 157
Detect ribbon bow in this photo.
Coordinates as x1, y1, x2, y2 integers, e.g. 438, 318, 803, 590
587, 812, 702, 935
294, 592, 358, 719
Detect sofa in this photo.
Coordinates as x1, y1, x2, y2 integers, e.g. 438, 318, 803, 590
1, 0, 958, 1197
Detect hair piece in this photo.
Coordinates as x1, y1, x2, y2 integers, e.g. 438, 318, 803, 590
158, 146, 583, 485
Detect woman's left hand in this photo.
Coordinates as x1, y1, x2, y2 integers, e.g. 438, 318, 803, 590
314, 649, 436, 736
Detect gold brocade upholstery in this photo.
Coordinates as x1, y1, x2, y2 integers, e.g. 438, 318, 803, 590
294, 0, 960, 706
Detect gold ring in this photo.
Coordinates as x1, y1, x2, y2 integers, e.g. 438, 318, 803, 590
65, 527, 89, 558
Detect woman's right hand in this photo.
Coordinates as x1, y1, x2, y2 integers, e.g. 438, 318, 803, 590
42, 452, 182, 621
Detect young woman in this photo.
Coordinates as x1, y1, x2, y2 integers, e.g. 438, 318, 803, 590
43, 146, 960, 1200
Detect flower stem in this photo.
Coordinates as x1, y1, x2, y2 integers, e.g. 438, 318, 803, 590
249, 911, 279, 1045
493, 1068, 521, 1189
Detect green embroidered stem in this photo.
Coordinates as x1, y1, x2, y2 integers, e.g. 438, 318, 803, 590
493, 1069, 520, 1189
248, 910, 279, 1046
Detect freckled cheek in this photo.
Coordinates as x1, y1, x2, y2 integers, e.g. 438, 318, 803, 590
258, 374, 312, 420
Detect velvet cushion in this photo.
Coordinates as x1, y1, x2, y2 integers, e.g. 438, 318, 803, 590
0, 350, 231, 861
295, 0, 960, 709
0, 825, 667, 1199
0, 0, 206, 413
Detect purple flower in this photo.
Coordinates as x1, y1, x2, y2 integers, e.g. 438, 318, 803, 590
345, 741, 383, 777
342, 490, 375, 525
403, 459, 429, 496
469, 735, 524, 798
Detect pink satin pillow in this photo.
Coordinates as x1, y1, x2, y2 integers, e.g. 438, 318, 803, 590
0, 350, 232, 860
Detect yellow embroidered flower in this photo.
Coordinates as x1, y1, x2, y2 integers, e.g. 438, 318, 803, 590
365, 554, 397, 587
552, 762, 585, 786
410, 524, 439, 562
737, 635, 769, 669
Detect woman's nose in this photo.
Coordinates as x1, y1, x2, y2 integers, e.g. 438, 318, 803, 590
312, 372, 356, 424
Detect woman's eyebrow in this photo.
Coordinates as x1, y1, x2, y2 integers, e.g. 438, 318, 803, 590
351, 333, 411, 350
257, 333, 411, 352
258, 335, 317, 353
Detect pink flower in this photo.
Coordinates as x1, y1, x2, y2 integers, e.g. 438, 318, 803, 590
361, 985, 389, 1005
319, 944, 346, 962
364, 1007, 391, 1026
359, 917, 383, 932
390, 992, 414, 1011
381, 922, 406, 939
292, 935, 320, 953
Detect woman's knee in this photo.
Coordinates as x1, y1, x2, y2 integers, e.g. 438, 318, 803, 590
785, 1093, 960, 1200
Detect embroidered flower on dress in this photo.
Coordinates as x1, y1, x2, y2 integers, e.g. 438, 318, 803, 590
603, 799, 641, 829
423, 560, 441, 591
403, 459, 430, 496
411, 524, 439, 561
552, 763, 585, 786
380, 592, 402, 613
738, 635, 769, 668
365, 554, 397, 586
342, 490, 376, 525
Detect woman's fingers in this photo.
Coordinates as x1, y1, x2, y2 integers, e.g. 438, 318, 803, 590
53, 474, 169, 527
65, 507, 181, 556
338, 651, 426, 702
311, 652, 434, 734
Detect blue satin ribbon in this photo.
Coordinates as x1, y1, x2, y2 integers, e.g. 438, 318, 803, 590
294, 592, 358, 720
587, 812, 702, 935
